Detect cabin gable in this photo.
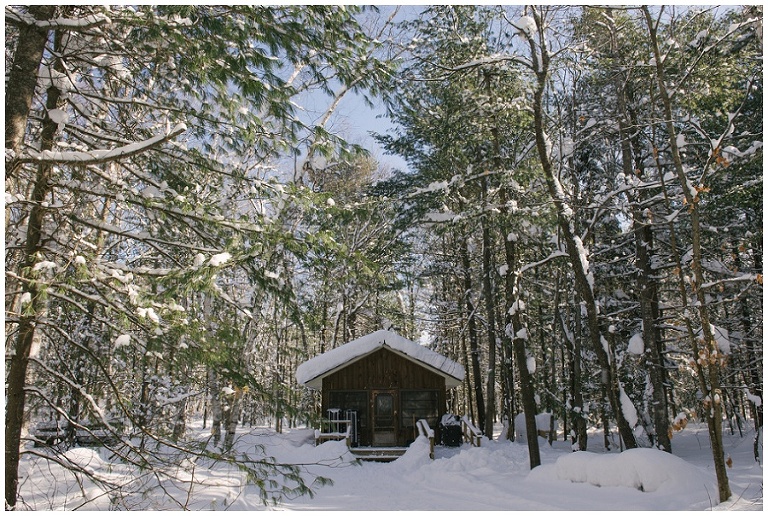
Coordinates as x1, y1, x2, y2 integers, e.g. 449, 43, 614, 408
296, 329, 464, 389
323, 347, 446, 391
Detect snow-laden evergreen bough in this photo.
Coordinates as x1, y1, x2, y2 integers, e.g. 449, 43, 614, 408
5, 5, 395, 509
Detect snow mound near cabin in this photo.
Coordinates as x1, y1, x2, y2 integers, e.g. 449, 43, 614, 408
528, 448, 716, 494
514, 412, 560, 439
232, 428, 357, 467
392, 435, 433, 470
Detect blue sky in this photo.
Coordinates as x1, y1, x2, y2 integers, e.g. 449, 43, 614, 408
333, 91, 409, 175
294, 5, 419, 177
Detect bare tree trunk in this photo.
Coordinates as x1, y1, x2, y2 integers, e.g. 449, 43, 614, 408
642, 6, 731, 501
601, 383, 613, 450
500, 184, 541, 467
524, 7, 637, 450
603, 8, 672, 452
735, 246, 763, 441
460, 331, 475, 424
485, 70, 523, 446
208, 369, 222, 448
632, 200, 672, 451
5, 6, 56, 178
500, 329, 516, 441
563, 292, 588, 451
171, 355, 189, 442
480, 179, 498, 439
510, 293, 541, 468
223, 389, 242, 450
5, 12, 62, 507
460, 241, 486, 432
172, 396, 189, 442
552, 277, 569, 442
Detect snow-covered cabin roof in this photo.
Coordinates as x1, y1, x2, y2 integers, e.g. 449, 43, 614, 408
296, 330, 465, 389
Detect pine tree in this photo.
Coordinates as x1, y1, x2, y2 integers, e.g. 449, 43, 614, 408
4, 5, 393, 507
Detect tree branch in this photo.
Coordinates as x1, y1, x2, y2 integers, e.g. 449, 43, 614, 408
20, 124, 187, 166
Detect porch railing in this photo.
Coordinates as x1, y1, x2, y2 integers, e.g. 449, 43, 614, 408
460, 415, 482, 447
415, 418, 435, 459
314, 418, 352, 448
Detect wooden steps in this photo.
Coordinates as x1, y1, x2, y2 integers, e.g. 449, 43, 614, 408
350, 447, 407, 462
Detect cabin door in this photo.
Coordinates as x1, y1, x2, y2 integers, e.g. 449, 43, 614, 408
372, 390, 397, 446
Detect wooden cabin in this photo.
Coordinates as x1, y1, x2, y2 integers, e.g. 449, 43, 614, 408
296, 330, 465, 447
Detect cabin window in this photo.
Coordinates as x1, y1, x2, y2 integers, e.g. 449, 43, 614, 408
401, 390, 439, 428
328, 390, 368, 433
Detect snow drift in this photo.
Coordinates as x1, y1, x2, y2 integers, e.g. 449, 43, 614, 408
529, 447, 715, 493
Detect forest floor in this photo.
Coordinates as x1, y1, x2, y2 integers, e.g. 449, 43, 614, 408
17, 418, 763, 511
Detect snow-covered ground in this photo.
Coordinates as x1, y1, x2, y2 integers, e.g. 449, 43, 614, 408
17, 420, 762, 511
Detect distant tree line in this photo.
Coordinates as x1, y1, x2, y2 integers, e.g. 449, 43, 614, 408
377, 6, 762, 504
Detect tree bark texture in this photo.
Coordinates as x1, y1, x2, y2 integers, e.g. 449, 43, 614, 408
5, 11, 63, 508
460, 241, 486, 432
563, 295, 588, 451
5, 6, 56, 177
499, 185, 541, 467
480, 181, 498, 439
603, 8, 672, 452
209, 369, 222, 448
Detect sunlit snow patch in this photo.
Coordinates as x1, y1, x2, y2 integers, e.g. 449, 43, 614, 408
527, 448, 715, 494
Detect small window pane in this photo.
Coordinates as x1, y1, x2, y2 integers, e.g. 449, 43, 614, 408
329, 390, 367, 429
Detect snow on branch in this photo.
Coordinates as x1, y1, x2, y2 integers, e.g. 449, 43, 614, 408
5, 7, 111, 30
700, 273, 761, 291
451, 53, 533, 73
23, 124, 187, 166
519, 250, 569, 274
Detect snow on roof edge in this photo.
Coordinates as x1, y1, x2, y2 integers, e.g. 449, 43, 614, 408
296, 330, 465, 389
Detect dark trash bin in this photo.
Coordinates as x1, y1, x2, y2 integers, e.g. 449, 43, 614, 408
440, 414, 462, 447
